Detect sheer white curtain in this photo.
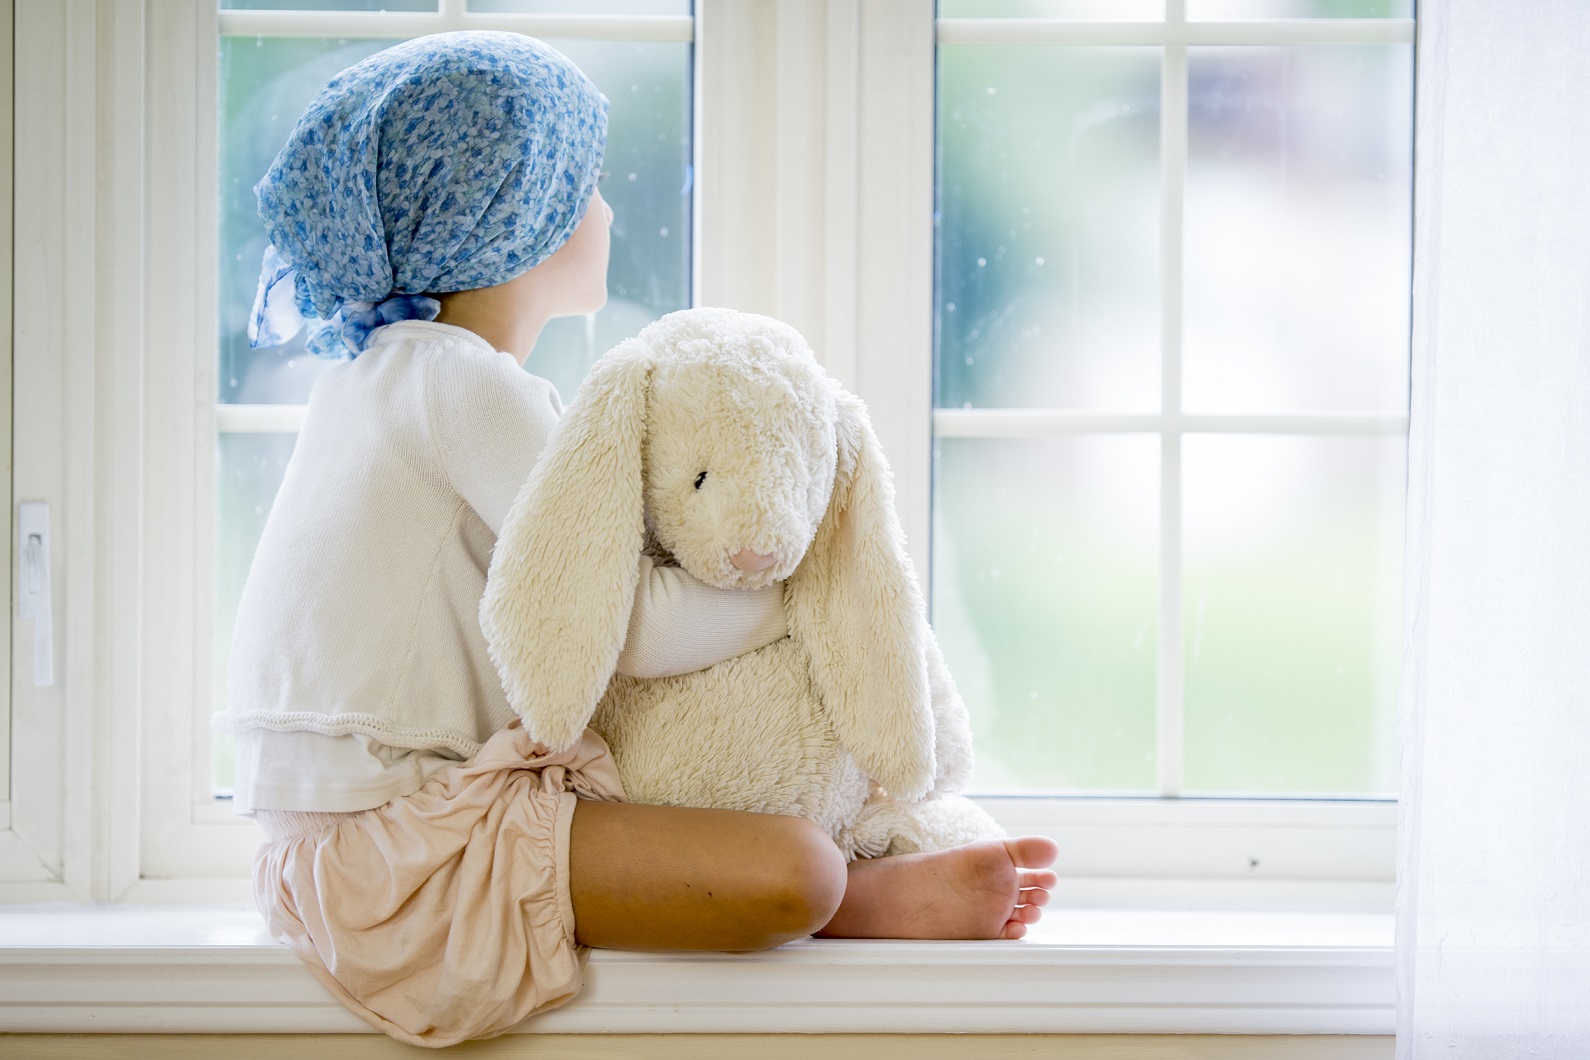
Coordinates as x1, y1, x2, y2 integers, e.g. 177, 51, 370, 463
1398, 1, 1590, 1056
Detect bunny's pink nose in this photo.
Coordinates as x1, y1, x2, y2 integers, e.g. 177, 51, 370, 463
730, 549, 776, 573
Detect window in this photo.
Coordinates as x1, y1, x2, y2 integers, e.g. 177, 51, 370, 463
3, 0, 1407, 899
933, 2, 1413, 801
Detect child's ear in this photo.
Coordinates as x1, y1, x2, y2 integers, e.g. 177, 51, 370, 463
480, 340, 653, 752
785, 390, 936, 799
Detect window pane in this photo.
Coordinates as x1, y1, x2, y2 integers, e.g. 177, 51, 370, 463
1183, 45, 1413, 413
1182, 435, 1403, 795
219, 36, 400, 405
1190, 0, 1411, 17
934, 436, 1159, 791
937, 45, 1160, 411
513, 37, 692, 400
214, 431, 298, 796
938, 0, 1162, 18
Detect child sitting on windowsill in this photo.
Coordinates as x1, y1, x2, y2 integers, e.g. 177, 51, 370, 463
218, 30, 1059, 1048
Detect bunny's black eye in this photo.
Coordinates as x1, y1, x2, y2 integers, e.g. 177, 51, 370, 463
693, 471, 707, 491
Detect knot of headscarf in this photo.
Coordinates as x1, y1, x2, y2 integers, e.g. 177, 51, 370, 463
249, 31, 609, 359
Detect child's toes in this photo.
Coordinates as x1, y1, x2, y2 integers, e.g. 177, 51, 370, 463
1019, 886, 1050, 907
1005, 835, 1060, 869
1018, 867, 1058, 891
1001, 919, 1029, 940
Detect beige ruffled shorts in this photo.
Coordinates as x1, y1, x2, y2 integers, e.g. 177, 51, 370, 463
252, 720, 625, 1048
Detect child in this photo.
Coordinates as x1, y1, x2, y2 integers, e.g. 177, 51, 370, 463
223, 31, 1059, 1048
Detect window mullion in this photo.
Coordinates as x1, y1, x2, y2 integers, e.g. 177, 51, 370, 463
1157, 0, 1189, 799
214, 10, 694, 43
932, 410, 1411, 437
855, 0, 935, 577
935, 18, 1415, 46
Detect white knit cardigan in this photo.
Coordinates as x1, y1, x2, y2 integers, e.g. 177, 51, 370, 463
219, 321, 786, 777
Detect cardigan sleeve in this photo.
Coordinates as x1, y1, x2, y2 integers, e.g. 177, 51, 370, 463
426, 348, 564, 538
616, 556, 788, 679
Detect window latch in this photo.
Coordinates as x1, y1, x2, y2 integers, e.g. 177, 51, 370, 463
18, 502, 54, 687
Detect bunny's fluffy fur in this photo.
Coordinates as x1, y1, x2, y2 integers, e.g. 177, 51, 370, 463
480, 308, 1003, 858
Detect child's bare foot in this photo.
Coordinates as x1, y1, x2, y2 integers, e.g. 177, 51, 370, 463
814, 836, 1060, 940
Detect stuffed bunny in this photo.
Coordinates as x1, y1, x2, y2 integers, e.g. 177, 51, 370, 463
480, 307, 1003, 859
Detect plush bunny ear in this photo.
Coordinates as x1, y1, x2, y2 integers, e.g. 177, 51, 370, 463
480, 341, 653, 752
786, 390, 936, 800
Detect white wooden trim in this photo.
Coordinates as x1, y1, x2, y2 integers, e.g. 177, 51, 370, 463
6, 0, 88, 898
191, 0, 222, 815
933, 410, 1412, 436
116, 876, 254, 905
984, 797, 1394, 883
856, 0, 935, 578
696, 0, 776, 313
0, 829, 55, 885
138, 0, 260, 883
698, 0, 930, 567
1158, 0, 1189, 797
0, 0, 12, 807
0, 904, 1395, 1035
821, 0, 860, 393
12, 0, 173, 898
215, 403, 306, 433
140, 0, 203, 879
990, 797, 1395, 827
771, 0, 828, 367
93, 0, 150, 905
216, 10, 693, 42
4, 0, 159, 900
696, 0, 864, 388
936, 18, 1416, 46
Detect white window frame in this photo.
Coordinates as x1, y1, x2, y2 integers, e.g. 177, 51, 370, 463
1, 0, 1401, 904
0, 0, 25, 891
3, 0, 144, 901
933, 5, 1413, 802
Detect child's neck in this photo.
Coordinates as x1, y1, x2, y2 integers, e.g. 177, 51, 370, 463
432, 274, 551, 366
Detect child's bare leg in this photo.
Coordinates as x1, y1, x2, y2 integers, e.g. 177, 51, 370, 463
567, 801, 847, 951
816, 836, 1060, 941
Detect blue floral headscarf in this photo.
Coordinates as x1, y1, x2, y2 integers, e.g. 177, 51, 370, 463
249, 31, 609, 359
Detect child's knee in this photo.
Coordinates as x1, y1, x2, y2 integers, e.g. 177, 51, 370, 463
748, 816, 847, 945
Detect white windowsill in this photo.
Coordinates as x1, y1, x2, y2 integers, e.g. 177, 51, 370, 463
0, 899, 1394, 1035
